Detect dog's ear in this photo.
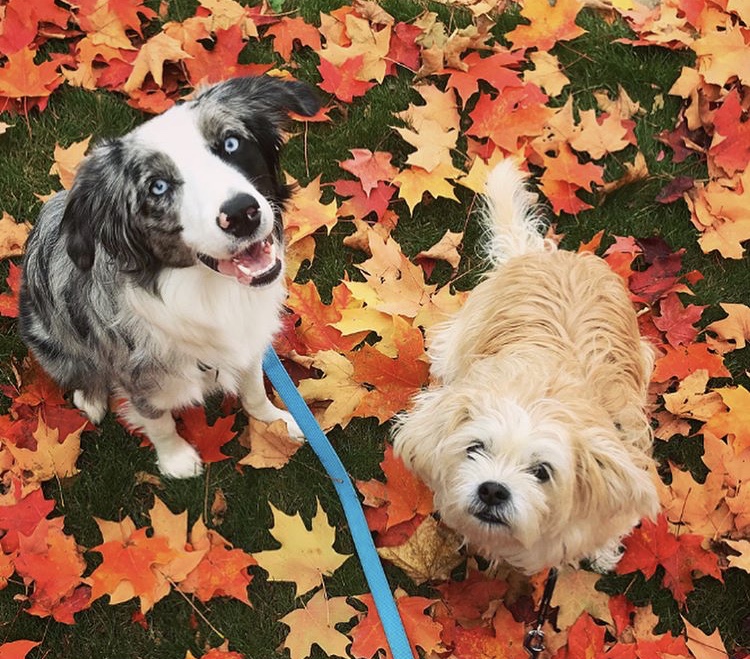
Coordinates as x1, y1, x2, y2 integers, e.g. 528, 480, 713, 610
577, 432, 660, 523
61, 140, 154, 275
198, 75, 320, 120
391, 387, 470, 489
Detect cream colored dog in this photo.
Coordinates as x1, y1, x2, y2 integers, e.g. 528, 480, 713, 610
393, 160, 659, 574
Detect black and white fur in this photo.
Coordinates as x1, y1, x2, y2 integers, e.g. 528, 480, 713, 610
19, 76, 319, 478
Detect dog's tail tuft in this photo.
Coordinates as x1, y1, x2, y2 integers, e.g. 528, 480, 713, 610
480, 159, 552, 267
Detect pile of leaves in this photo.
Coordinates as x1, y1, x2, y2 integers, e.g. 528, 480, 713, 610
0, 0, 749, 658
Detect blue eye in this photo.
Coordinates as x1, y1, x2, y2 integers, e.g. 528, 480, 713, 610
150, 179, 170, 196
223, 136, 241, 154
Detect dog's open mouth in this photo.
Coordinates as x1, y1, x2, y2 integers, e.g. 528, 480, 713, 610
473, 509, 509, 526
198, 236, 281, 286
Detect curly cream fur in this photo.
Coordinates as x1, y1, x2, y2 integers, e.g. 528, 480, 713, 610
393, 159, 659, 574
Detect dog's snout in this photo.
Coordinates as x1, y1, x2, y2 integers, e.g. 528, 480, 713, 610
217, 193, 261, 238
477, 481, 511, 506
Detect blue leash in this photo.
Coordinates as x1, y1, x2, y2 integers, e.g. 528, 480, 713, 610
262, 348, 413, 659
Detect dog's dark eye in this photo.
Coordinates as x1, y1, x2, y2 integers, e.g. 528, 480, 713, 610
530, 462, 552, 483
467, 440, 485, 457
223, 135, 241, 154
149, 178, 170, 197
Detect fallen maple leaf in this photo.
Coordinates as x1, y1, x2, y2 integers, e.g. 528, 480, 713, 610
253, 500, 350, 597
49, 137, 91, 190
350, 590, 443, 659
123, 32, 191, 93
377, 515, 463, 584
550, 569, 613, 631
175, 406, 235, 464
705, 303, 750, 354
357, 445, 433, 530
279, 590, 358, 659
339, 149, 398, 198
317, 55, 375, 103
237, 418, 302, 469
0, 213, 31, 259
265, 16, 322, 62
0, 640, 40, 659
506, 0, 586, 51
179, 517, 256, 605
14, 516, 90, 623
702, 386, 750, 454
415, 230, 463, 277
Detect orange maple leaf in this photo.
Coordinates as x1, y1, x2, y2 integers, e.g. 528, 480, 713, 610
265, 16, 321, 62
179, 518, 256, 605
14, 517, 90, 623
317, 55, 375, 103
702, 386, 750, 454
357, 445, 433, 530
651, 343, 730, 383
175, 406, 235, 464
0, 47, 63, 114
350, 591, 443, 659
351, 319, 430, 424
506, 0, 587, 51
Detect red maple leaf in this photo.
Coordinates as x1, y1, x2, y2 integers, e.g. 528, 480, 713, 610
435, 569, 508, 622
468, 82, 552, 153
445, 50, 525, 104
387, 22, 422, 74
350, 593, 443, 659
0, 0, 70, 54
653, 293, 706, 347
176, 407, 236, 464
183, 25, 272, 88
616, 515, 722, 604
335, 179, 396, 221
339, 149, 398, 198
0, 484, 55, 553
318, 55, 376, 103
0, 260, 22, 319
709, 89, 750, 177
0, 640, 40, 659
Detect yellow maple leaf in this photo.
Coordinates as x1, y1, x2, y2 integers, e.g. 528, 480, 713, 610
5, 415, 83, 485
703, 386, 750, 454
284, 175, 339, 247
705, 304, 750, 354
279, 589, 358, 659
320, 15, 391, 83
253, 500, 351, 597
415, 230, 463, 273
0, 212, 31, 259
377, 516, 463, 585
296, 350, 367, 430
393, 162, 460, 214
237, 418, 303, 469
523, 51, 570, 97
49, 136, 91, 190
550, 569, 614, 630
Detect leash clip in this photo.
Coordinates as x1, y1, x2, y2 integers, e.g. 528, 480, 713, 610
524, 567, 558, 657
524, 626, 546, 656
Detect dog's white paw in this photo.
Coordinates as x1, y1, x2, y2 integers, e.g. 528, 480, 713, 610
276, 410, 304, 440
73, 390, 108, 425
155, 440, 204, 479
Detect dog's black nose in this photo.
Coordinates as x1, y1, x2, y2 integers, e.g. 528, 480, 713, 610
477, 481, 511, 506
217, 193, 261, 238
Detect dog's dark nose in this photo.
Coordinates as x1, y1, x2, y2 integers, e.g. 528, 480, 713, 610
217, 193, 261, 238
477, 481, 511, 506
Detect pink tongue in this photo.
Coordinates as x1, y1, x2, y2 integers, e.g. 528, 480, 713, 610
216, 241, 274, 284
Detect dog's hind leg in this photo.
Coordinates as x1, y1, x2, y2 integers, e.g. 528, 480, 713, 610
72, 389, 108, 425
240, 360, 303, 439
121, 403, 203, 479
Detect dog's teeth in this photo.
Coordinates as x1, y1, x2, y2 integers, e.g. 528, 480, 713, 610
235, 262, 256, 277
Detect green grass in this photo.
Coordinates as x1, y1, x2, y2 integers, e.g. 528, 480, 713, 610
1, 1, 749, 657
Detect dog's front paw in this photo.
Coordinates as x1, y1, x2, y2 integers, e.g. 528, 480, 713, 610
73, 389, 108, 425
276, 410, 304, 440
155, 440, 204, 479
